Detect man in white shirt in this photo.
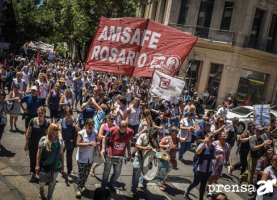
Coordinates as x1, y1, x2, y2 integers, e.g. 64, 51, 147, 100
217, 102, 228, 123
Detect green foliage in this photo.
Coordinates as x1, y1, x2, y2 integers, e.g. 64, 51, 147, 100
55, 42, 68, 55
3, 0, 137, 54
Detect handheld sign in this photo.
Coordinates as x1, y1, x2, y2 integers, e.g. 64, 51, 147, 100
253, 104, 270, 126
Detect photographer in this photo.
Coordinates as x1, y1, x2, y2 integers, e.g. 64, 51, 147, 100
82, 82, 95, 103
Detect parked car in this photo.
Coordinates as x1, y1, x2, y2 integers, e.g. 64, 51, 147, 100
225, 106, 277, 135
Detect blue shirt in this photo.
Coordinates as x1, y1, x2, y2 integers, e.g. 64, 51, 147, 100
184, 95, 191, 104
93, 109, 106, 131
73, 78, 83, 92
20, 95, 42, 115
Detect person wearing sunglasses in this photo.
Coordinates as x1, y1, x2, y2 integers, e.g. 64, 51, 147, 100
185, 132, 218, 200
58, 107, 80, 183
36, 123, 64, 200
206, 132, 233, 198
24, 106, 50, 182
8, 83, 23, 130
75, 118, 99, 197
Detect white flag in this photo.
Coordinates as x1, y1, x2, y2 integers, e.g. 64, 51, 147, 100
149, 71, 185, 102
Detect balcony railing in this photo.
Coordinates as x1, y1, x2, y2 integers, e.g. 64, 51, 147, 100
243, 36, 277, 54
168, 24, 235, 44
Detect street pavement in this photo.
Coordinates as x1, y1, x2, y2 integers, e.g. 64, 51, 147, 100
0, 103, 276, 200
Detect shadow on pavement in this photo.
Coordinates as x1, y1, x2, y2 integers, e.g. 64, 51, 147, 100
163, 184, 184, 196
180, 159, 194, 166
139, 188, 169, 200
166, 176, 191, 184
0, 145, 16, 157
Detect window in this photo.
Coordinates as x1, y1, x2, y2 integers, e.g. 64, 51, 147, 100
178, 0, 189, 25
141, 4, 146, 18
151, 1, 158, 20
251, 9, 265, 38
185, 60, 202, 93
236, 69, 268, 105
248, 9, 265, 49
197, 0, 215, 28
206, 63, 224, 98
266, 14, 277, 52
220, 2, 234, 30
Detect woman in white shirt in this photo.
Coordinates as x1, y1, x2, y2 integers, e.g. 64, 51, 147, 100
37, 73, 49, 106
66, 71, 73, 88
75, 118, 99, 197
127, 98, 141, 137
22, 68, 29, 88
178, 112, 195, 160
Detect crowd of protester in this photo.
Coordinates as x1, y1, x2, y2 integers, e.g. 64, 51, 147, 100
0, 52, 276, 200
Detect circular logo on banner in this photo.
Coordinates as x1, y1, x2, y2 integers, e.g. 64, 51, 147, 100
147, 53, 181, 76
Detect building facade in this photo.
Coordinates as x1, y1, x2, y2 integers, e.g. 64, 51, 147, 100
136, 0, 277, 106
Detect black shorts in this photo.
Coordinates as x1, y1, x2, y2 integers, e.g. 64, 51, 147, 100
50, 110, 59, 118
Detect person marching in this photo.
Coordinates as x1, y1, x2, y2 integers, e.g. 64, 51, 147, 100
101, 120, 133, 193
130, 127, 159, 196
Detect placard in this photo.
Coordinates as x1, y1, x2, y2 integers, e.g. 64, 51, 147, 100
253, 104, 270, 126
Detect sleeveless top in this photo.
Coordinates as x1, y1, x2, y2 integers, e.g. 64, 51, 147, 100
61, 117, 78, 150
64, 96, 73, 107
49, 90, 61, 111
167, 136, 179, 162
102, 123, 115, 151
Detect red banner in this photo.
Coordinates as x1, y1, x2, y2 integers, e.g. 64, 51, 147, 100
85, 16, 198, 77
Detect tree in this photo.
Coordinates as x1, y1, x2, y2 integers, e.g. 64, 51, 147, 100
2, 0, 137, 58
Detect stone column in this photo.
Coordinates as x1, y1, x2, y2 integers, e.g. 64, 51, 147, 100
163, 0, 173, 25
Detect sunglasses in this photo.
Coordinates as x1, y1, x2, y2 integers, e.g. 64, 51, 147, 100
38, 112, 44, 115
88, 124, 94, 127
14, 87, 19, 89
54, 128, 60, 131
209, 136, 215, 139
219, 121, 224, 123
109, 118, 115, 120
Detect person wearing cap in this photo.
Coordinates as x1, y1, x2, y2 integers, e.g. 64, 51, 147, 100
239, 125, 272, 188
183, 90, 191, 105
58, 78, 67, 94
178, 112, 196, 160
19, 85, 43, 134
196, 121, 211, 146
231, 122, 255, 175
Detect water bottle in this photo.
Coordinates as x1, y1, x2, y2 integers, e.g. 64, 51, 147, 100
25, 150, 29, 158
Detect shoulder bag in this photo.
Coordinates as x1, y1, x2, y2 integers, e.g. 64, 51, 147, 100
39, 140, 60, 183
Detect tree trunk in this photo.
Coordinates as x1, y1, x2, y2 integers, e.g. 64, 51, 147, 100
76, 43, 82, 62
